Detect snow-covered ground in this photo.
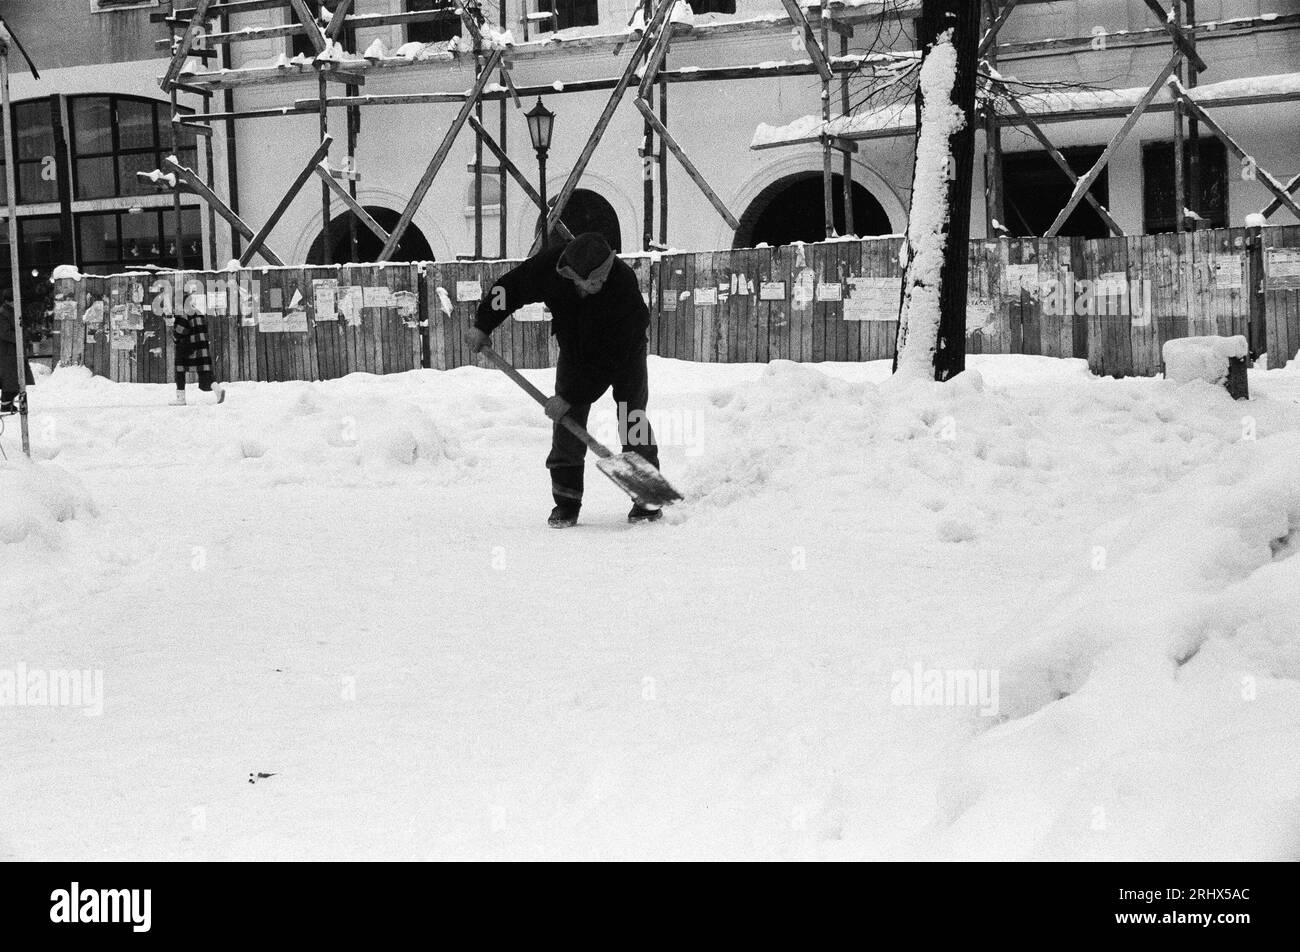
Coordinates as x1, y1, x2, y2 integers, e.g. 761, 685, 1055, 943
3, 354, 1299, 861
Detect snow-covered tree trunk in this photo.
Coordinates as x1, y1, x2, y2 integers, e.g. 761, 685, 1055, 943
893, 2, 979, 382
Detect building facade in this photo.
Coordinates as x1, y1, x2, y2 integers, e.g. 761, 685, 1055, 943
2, 0, 1297, 304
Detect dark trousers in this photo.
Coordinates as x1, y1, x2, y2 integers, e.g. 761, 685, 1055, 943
546, 351, 659, 508
175, 370, 216, 391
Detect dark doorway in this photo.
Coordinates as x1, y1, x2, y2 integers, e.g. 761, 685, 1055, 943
734, 173, 892, 248
306, 207, 435, 264
1002, 147, 1110, 238
539, 188, 622, 252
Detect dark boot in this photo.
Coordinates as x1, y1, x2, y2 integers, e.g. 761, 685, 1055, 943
548, 504, 580, 528
627, 503, 663, 524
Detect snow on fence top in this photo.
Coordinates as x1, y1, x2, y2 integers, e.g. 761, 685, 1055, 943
752, 71, 1300, 149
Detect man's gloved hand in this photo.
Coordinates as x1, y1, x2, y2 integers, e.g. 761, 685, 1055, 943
543, 395, 571, 422
464, 327, 490, 353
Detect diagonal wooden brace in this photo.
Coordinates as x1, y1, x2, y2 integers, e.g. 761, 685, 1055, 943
313, 163, 390, 243
1045, 51, 1183, 237
978, 0, 1020, 58
326, 0, 353, 41
1173, 84, 1300, 223
240, 135, 334, 266
380, 47, 505, 261
777, 0, 833, 82
288, 0, 328, 55
636, 17, 676, 99
633, 97, 739, 230
459, 8, 522, 109
1260, 171, 1300, 221
1001, 92, 1124, 236
466, 115, 574, 240
536, 0, 678, 253
160, 0, 213, 92
1140, 0, 1207, 73
161, 156, 285, 266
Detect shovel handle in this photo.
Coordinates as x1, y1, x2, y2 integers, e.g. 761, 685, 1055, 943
480, 345, 612, 460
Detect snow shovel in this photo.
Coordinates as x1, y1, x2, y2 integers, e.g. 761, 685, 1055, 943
481, 345, 682, 508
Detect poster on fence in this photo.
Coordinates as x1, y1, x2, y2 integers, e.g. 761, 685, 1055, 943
364, 286, 395, 309
313, 279, 338, 320
258, 311, 285, 332
338, 286, 364, 326
1004, 263, 1039, 295
694, 287, 717, 306
84, 300, 105, 326
816, 282, 842, 302
843, 277, 902, 322
1214, 254, 1245, 290
966, 298, 995, 335
456, 280, 482, 302
55, 299, 78, 323
394, 290, 419, 318
1267, 250, 1300, 289
759, 281, 786, 301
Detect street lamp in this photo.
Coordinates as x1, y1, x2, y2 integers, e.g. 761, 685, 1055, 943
525, 97, 555, 236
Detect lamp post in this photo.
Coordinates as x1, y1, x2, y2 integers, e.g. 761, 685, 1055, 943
525, 96, 555, 240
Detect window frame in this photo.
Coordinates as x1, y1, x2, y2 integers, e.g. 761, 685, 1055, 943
405, 0, 463, 45
67, 94, 197, 203
1141, 136, 1230, 235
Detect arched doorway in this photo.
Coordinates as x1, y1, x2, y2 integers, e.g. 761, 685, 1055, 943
536, 188, 622, 252
307, 207, 435, 264
734, 173, 891, 248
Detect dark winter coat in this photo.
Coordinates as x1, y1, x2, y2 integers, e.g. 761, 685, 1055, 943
473, 244, 649, 403
0, 304, 34, 398
173, 312, 212, 375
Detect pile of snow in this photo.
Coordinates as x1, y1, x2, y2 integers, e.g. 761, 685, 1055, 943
1163, 334, 1248, 386
5, 354, 1300, 860
0, 460, 96, 545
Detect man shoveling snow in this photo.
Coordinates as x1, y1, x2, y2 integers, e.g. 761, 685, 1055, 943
464, 233, 664, 528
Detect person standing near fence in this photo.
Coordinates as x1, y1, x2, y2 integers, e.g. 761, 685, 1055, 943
1, 295, 32, 415
170, 307, 225, 406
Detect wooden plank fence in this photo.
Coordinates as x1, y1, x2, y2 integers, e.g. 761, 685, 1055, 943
50, 227, 1293, 383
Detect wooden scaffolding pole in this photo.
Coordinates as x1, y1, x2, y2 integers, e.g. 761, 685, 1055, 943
1044, 51, 1184, 237
154, 158, 286, 265
1, 44, 30, 456
982, 0, 1003, 235
467, 115, 574, 241
536, 0, 677, 253
1173, 84, 1300, 221
642, 0, 655, 252
379, 47, 505, 261
239, 135, 334, 266
839, 29, 855, 237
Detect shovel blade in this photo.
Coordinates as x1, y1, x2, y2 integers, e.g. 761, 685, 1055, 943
596, 452, 683, 508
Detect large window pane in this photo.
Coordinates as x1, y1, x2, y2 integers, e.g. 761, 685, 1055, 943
17, 160, 57, 205
118, 153, 161, 196
19, 217, 67, 270
120, 209, 162, 264
117, 99, 156, 151
76, 156, 116, 200
72, 97, 113, 156
14, 101, 53, 161
78, 213, 118, 265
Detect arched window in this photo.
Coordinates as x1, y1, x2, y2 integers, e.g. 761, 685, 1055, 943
542, 188, 622, 253
307, 207, 435, 265
734, 172, 891, 248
